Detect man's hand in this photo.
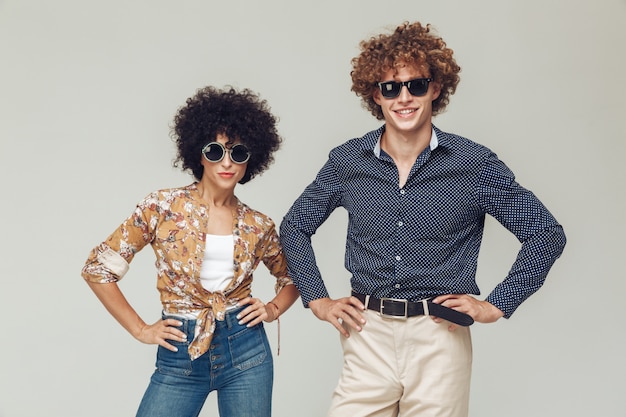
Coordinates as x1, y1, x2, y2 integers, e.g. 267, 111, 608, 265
432, 294, 504, 331
309, 296, 366, 337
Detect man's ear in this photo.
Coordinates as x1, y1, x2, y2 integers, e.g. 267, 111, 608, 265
372, 87, 382, 105
431, 82, 442, 101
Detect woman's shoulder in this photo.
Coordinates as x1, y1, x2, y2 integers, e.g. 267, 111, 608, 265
237, 200, 276, 228
136, 183, 197, 209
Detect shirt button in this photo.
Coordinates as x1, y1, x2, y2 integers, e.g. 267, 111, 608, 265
400, 189, 406, 195
397, 221, 403, 227
394, 284, 401, 289
395, 255, 401, 261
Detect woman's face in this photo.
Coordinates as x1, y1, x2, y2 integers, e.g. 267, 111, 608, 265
199, 134, 248, 190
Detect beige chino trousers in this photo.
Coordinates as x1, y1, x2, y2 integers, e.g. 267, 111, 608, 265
328, 310, 472, 417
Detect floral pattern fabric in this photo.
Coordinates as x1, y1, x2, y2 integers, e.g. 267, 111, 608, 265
82, 183, 293, 360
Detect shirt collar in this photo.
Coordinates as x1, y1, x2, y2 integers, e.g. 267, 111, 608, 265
372, 126, 439, 158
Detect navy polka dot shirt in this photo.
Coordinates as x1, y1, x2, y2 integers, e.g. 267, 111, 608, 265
280, 125, 566, 318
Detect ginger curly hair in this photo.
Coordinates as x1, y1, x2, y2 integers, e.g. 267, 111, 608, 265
171, 86, 281, 184
351, 21, 461, 119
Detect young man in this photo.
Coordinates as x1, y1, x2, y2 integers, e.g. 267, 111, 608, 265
280, 22, 566, 417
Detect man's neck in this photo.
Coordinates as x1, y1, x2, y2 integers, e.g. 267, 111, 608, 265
380, 123, 434, 188
381, 124, 433, 162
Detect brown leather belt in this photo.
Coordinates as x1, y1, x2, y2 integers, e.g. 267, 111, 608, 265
352, 292, 474, 326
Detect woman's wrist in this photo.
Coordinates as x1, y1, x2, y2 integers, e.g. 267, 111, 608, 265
266, 301, 281, 321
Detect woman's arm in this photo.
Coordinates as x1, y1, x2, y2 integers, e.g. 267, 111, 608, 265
265, 283, 300, 321
86, 281, 187, 352
236, 284, 300, 326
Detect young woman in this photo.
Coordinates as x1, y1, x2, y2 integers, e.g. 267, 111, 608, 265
82, 86, 299, 417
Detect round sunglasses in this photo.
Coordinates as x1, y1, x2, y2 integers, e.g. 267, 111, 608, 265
377, 78, 433, 99
202, 142, 251, 164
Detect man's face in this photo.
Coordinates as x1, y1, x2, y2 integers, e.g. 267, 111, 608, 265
373, 64, 441, 138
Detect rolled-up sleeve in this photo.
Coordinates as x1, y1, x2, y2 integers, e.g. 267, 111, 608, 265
81, 193, 158, 283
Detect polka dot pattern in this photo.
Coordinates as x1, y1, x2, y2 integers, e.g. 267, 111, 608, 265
280, 126, 566, 318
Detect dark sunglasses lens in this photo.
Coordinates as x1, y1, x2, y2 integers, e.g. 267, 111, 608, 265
230, 145, 250, 164
408, 79, 429, 96
204, 143, 225, 162
380, 81, 401, 98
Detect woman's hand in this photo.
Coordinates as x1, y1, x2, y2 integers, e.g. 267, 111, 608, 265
85, 281, 187, 352
236, 297, 279, 327
136, 318, 188, 352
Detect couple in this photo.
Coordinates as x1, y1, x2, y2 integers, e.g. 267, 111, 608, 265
82, 21, 566, 417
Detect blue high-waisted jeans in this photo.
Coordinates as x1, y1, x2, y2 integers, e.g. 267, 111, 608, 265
136, 306, 273, 417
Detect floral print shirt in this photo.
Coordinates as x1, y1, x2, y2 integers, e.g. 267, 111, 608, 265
82, 183, 293, 360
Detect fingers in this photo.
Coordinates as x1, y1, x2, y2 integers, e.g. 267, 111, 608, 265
333, 310, 362, 338
332, 318, 351, 338
431, 315, 459, 330
431, 294, 504, 324
432, 294, 471, 312
137, 318, 187, 351
163, 318, 187, 340
310, 297, 366, 337
325, 307, 358, 338
161, 340, 180, 352
333, 297, 366, 335
432, 294, 462, 305
430, 295, 468, 331
347, 295, 366, 311
446, 322, 459, 332
159, 319, 188, 351
236, 298, 268, 327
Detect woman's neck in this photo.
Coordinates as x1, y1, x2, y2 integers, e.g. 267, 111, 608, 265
196, 182, 237, 208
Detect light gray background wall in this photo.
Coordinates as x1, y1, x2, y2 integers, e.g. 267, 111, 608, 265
1, 1, 624, 416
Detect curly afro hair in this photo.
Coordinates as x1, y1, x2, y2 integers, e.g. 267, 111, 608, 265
172, 86, 282, 184
351, 21, 461, 120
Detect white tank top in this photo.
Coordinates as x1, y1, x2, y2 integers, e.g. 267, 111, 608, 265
199, 234, 234, 292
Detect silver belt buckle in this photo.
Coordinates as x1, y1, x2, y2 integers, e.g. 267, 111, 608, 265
379, 297, 408, 319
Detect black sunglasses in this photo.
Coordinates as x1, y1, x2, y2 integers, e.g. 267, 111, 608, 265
377, 78, 432, 99
202, 142, 251, 164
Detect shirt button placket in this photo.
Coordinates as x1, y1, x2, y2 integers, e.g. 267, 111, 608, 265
395, 187, 409, 290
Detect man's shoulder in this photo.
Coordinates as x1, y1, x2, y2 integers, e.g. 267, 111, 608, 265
434, 126, 493, 157
329, 126, 382, 156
